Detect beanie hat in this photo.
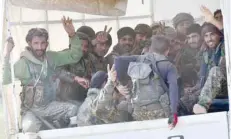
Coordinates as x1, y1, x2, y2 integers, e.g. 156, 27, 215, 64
77, 26, 96, 40
117, 27, 136, 40
90, 71, 108, 89
134, 24, 152, 38
172, 13, 194, 28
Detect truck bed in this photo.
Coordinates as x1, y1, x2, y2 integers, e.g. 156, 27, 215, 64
18, 112, 229, 139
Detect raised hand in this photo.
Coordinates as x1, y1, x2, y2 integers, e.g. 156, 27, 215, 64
92, 25, 112, 45
107, 64, 117, 82
62, 16, 75, 37
5, 37, 15, 56
116, 85, 129, 96
200, 5, 214, 23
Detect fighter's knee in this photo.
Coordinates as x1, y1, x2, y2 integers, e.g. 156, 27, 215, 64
22, 117, 41, 133
68, 104, 78, 116
209, 66, 221, 75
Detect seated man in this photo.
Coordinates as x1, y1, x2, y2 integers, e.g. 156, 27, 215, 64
3, 17, 81, 132
76, 65, 132, 126
57, 31, 93, 104
181, 22, 224, 113
193, 57, 228, 114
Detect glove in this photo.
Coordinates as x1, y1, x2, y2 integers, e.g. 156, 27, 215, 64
168, 113, 178, 129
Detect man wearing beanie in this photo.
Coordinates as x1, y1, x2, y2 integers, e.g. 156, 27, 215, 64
131, 24, 152, 55
186, 24, 203, 49
177, 24, 203, 87
172, 13, 194, 42
76, 66, 133, 126
77, 26, 96, 41
181, 22, 224, 113
107, 27, 136, 66
57, 31, 94, 104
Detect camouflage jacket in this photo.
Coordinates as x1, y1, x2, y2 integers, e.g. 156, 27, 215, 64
57, 55, 94, 102
175, 46, 202, 86
77, 80, 133, 126
88, 53, 110, 72
91, 80, 133, 123
76, 88, 105, 126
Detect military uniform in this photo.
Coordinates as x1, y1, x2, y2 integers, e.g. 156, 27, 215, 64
77, 80, 132, 126
88, 52, 110, 72
181, 42, 224, 112
76, 88, 105, 126
197, 64, 227, 110
3, 34, 82, 132
176, 46, 202, 87
57, 55, 94, 102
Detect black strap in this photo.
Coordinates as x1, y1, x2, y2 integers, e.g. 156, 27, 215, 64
147, 56, 190, 115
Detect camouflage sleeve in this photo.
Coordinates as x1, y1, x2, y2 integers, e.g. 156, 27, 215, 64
197, 66, 224, 110
46, 34, 83, 68
76, 91, 98, 126
91, 80, 116, 122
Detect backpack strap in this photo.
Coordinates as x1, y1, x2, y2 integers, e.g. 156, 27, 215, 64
148, 56, 190, 115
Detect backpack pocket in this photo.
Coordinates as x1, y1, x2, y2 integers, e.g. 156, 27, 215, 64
127, 62, 152, 80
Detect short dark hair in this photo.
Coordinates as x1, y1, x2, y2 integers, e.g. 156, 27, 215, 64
186, 23, 201, 36
26, 28, 49, 43
214, 9, 222, 17
149, 35, 171, 54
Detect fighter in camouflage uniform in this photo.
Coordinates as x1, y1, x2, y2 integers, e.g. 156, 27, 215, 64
3, 17, 82, 132
57, 31, 94, 103
193, 56, 227, 114
176, 24, 203, 87
77, 66, 132, 126
180, 22, 224, 113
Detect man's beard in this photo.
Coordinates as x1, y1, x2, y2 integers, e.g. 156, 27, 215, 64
206, 40, 218, 48
31, 49, 46, 58
189, 43, 200, 49
123, 44, 133, 52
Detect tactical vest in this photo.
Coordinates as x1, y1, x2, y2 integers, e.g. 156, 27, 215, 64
127, 53, 170, 120
20, 57, 57, 110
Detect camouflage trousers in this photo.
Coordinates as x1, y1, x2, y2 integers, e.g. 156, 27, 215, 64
197, 67, 225, 109
22, 101, 78, 132
132, 104, 167, 121
180, 89, 201, 113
